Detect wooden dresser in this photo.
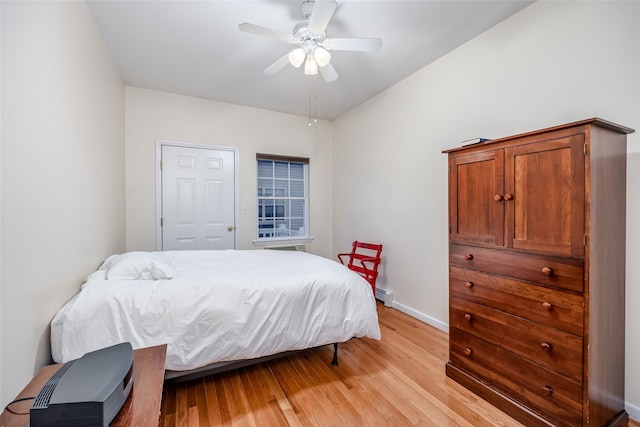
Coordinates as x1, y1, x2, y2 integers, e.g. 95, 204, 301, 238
443, 118, 634, 427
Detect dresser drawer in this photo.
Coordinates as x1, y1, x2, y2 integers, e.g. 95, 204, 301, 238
450, 244, 584, 292
449, 328, 583, 427
450, 266, 584, 336
450, 298, 583, 380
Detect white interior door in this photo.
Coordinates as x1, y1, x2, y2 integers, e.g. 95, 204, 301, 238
161, 144, 236, 250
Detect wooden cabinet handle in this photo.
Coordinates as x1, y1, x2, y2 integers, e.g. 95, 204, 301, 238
541, 266, 553, 276
464, 348, 473, 357
494, 194, 504, 202
504, 194, 514, 201
542, 385, 553, 397
542, 302, 553, 311
465, 281, 474, 289
464, 313, 472, 321
541, 342, 553, 352
464, 254, 474, 261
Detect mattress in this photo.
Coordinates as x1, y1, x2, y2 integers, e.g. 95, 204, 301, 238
50, 249, 381, 371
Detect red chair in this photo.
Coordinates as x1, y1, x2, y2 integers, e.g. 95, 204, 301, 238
337, 241, 383, 294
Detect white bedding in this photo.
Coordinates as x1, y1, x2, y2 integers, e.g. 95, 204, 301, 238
51, 250, 381, 371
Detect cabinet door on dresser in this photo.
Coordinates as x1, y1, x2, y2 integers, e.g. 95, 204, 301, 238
449, 150, 504, 246
504, 135, 585, 257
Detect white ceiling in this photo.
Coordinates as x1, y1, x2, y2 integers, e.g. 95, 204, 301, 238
87, 0, 534, 121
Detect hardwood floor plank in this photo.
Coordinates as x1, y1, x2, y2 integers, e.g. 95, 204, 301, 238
214, 373, 233, 424
270, 357, 329, 426
203, 376, 224, 426
160, 303, 638, 427
176, 382, 190, 427
229, 372, 257, 427
329, 337, 443, 426
239, 366, 284, 426
164, 413, 176, 427
302, 351, 370, 424
256, 364, 303, 427
188, 406, 200, 427
193, 378, 211, 426
160, 379, 176, 427
293, 353, 361, 426
308, 347, 392, 426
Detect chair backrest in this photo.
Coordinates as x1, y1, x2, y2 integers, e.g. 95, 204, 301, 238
337, 241, 383, 293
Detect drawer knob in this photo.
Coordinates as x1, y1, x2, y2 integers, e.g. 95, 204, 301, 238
464, 347, 473, 357
541, 266, 553, 276
504, 193, 514, 201
494, 194, 504, 202
465, 281, 474, 289
541, 342, 553, 352
464, 254, 474, 261
464, 313, 473, 321
542, 385, 554, 397
542, 302, 553, 311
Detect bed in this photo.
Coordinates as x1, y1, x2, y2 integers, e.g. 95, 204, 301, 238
50, 249, 381, 379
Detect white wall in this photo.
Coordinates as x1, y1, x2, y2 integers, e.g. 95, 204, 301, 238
125, 87, 333, 258
0, 0, 4, 407
0, 1, 125, 407
332, 0, 640, 418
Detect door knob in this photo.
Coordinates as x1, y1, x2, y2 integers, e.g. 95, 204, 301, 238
227, 226, 234, 231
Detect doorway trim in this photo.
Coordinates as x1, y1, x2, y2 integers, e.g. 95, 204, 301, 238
155, 139, 240, 251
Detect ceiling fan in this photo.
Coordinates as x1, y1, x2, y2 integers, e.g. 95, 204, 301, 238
239, 0, 382, 82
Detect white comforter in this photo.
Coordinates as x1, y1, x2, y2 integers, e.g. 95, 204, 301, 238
51, 250, 381, 371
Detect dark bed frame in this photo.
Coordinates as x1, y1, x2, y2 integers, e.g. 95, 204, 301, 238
164, 343, 339, 383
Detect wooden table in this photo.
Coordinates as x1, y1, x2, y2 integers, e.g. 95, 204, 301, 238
1, 344, 167, 427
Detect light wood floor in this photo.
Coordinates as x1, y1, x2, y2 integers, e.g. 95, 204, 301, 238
160, 303, 639, 427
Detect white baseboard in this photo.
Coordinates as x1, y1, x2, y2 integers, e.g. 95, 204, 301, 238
627, 401, 640, 423
391, 301, 449, 333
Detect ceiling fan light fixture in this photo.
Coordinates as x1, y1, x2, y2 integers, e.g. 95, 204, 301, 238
288, 47, 306, 68
303, 55, 318, 75
313, 46, 331, 67
240, 0, 381, 83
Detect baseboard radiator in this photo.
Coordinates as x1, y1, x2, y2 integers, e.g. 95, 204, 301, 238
375, 287, 394, 307
263, 244, 307, 252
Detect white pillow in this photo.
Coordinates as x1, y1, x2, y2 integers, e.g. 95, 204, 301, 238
105, 251, 176, 280
86, 270, 107, 281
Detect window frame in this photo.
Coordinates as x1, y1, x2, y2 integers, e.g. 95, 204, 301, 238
254, 154, 312, 245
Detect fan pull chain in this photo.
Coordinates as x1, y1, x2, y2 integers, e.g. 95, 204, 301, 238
308, 76, 318, 127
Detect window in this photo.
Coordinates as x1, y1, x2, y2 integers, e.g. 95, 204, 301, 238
256, 155, 309, 241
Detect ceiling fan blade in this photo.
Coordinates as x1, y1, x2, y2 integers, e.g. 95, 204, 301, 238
263, 52, 291, 75
239, 23, 298, 43
319, 62, 339, 82
323, 37, 382, 52
308, 0, 337, 35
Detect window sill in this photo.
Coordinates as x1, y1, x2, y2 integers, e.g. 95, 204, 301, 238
252, 236, 314, 247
